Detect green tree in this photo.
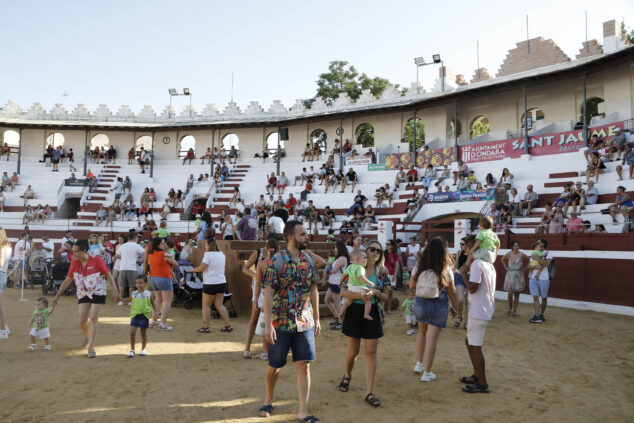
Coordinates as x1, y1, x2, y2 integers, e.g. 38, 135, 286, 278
355, 123, 375, 147
359, 74, 390, 98
621, 20, 634, 44
470, 116, 490, 138
404, 119, 425, 151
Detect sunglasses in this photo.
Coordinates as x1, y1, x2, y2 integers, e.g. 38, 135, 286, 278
460, 243, 465, 246
367, 246, 381, 253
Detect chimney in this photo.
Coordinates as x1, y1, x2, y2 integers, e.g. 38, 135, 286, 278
603, 19, 627, 53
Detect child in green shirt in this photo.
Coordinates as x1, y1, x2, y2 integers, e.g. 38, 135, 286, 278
154, 220, 170, 238
401, 290, 416, 335
128, 275, 155, 357
470, 216, 500, 263
338, 249, 375, 321
28, 297, 53, 351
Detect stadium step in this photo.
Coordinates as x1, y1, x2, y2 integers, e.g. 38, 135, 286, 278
544, 180, 573, 188
549, 171, 579, 179
73, 221, 94, 227
87, 196, 106, 201
235, 165, 251, 168
104, 165, 121, 169
103, 169, 119, 174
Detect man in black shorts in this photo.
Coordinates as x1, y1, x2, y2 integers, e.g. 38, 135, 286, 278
52, 240, 120, 358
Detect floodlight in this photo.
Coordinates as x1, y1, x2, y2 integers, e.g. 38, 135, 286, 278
168, 88, 177, 95
414, 57, 426, 66
183, 88, 190, 95
432, 54, 441, 63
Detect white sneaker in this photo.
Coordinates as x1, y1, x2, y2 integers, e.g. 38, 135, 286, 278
117, 301, 125, 306
128, 350, 135, 358
0, 330, 8, 340
5, 325, 10, 334
140, 349, 147, 356
44, 345, 51, 351
407, 329, 415, 336
413, 362, 424, 373
421, 371, 437, 382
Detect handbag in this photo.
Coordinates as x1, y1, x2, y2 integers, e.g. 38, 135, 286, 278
415, 269, 440, 299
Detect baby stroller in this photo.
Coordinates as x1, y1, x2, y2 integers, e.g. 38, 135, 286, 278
211, 283, 237, 318
42, 258, 74, 296
28, 255, 49, 290
173, 261, 203, 309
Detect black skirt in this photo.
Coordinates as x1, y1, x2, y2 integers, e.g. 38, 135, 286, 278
342, 302, 383, 339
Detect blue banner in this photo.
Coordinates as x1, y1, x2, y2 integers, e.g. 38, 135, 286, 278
426, 189, 493, 203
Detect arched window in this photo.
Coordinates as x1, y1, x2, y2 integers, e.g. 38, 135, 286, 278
355, 123, 374, 147
266, 132, 284, 151
404, 118, 425, 151
449, 118, 462, 139
46, 132, 65, 148
310, 129, 327, 154
470, 116, 490, 139
582, 97, 604, 125
521, 108, 545, 129
136, 135, 153, 151
90, 133, 109, 149
180, 135, 196, 158
222, 133, 239, 151
2, 129, 20, 147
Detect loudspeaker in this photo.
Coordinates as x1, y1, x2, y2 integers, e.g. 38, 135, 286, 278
279, 128, 289, 141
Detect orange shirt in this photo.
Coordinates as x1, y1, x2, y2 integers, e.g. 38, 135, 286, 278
148, 251, 173, 278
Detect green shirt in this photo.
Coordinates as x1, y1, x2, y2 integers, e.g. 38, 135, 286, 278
344, 263, 366, 288
32, 308, 51, 330
130, 290, 153, 319
476, 228, 499, 252
155, 228, 170, 238
402, 298, 415, 316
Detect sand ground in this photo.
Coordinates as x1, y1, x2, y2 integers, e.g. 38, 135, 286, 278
0, 286, 632, 423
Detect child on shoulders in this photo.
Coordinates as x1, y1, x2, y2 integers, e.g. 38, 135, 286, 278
338, 249, 375, 321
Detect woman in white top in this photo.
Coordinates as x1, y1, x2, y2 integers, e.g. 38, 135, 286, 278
324, 241, 349, 330
0, 228, 13, 339
222, 215, 235, 240
185, 238, 232, 333
87, 234, 104, 257
241, 237, 278, 359
499, 168, 514, 187
112, 235, 125, 282
509, 188, 522, 216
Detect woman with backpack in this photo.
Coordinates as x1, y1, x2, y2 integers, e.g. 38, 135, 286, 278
409, 237, 458, 382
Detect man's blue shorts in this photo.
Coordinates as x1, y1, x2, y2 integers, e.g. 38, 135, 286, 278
268, 327, 316, 368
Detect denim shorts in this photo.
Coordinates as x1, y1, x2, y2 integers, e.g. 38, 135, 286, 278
529, 277, 550, 298
0, 272, 6, 293
414, 292, 449, 328
454, 272, 466, 288
150, 276, 173, 291
328, 283, 341, 294
268, 327, 316, 368
131, 314, 149, 328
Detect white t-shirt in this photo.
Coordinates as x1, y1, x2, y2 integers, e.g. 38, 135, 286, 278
223, 223, 234, 238
407, 244, 420, 258
41, 241, 55, 260
328, 256, 347, 285
0, 245, 13, 273
268, 216, 284, 234
13, 240, 31, 260
468, 259, 496, 321
201, 251, 226, 285
530, 251, 553, 280
118, 242, 145, 271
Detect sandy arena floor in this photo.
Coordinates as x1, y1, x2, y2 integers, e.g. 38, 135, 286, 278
0, 286, 632, 423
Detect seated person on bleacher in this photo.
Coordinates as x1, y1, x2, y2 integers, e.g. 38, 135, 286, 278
95, 206, 107, 226
616, 144, 634, 180
1, 171, 13, 191
2, 143, 10, 160
322, 206, 335, 228
107, 145, 117, 164
182, 148, 195, 165
21, 185, 35, 206
452, 160, 469, 185
347, 190, 367, 215
421, 165, 436, 188
345, 168, 357, 193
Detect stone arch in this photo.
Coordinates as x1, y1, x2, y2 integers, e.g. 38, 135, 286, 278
521, 108, 545, 129
469, 116, 490, 139
404, 118, 425, 150
90, 133, 110, 149
581, 97, 604, 124
266, 132, 284, 151
136, 135, 153, 151
46, 132, 65, 148
310, 129, 327, 154
179, 135, 196, 158
355, 123, 374, 147
2, 129, 20, 147
222, 133, 239, 151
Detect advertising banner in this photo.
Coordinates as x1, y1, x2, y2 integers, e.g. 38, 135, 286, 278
346, 157, 371, 165
426, 189, 493, 203
385, 147, 455, 170
368, 163, 386, 171
64, 179, 89, 187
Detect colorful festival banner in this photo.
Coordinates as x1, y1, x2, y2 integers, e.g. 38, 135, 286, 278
426, 189, 493, 203
385, 147, 455, 170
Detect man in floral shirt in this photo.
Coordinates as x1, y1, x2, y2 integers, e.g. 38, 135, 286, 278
259, 221, 325, 422
52, 240, 120, 358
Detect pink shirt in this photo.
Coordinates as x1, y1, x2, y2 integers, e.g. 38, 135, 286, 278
468, 259, 496, 321
566, 217, 584, 232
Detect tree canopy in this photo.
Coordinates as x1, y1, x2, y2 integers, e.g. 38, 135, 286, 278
355, 123, 375, 147
404, 119, 425, 151
305, 60, 401, 107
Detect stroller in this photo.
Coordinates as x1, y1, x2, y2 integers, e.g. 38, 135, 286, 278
173, 261, 203, 309
42, 258, 74, 296
28, 255, 49, 289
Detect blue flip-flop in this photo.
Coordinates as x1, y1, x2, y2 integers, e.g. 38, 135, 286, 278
297, 416, 321, 423
258, 404, 273, 417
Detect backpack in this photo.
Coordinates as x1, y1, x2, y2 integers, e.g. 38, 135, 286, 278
415, 269, 440, 299
544, 251, 556, 280
273, 250, 315, 280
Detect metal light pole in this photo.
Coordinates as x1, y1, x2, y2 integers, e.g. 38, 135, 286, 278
150, 131, 155, 178
523, 87, 530, 155
17, 128, 22, 174
582, 75, 588, 147
413, 55, 443, 94
276, 127, 281, 176
414, 57, 425, 94
454, 104, 459, 160
210, 128, 215, 176
168, 88, 191, 118
413, 110, 418, 166
337, 120, 344, 172
83, 129, 88, 176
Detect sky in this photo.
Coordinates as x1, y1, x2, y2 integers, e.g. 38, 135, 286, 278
1, 0, 632, 114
